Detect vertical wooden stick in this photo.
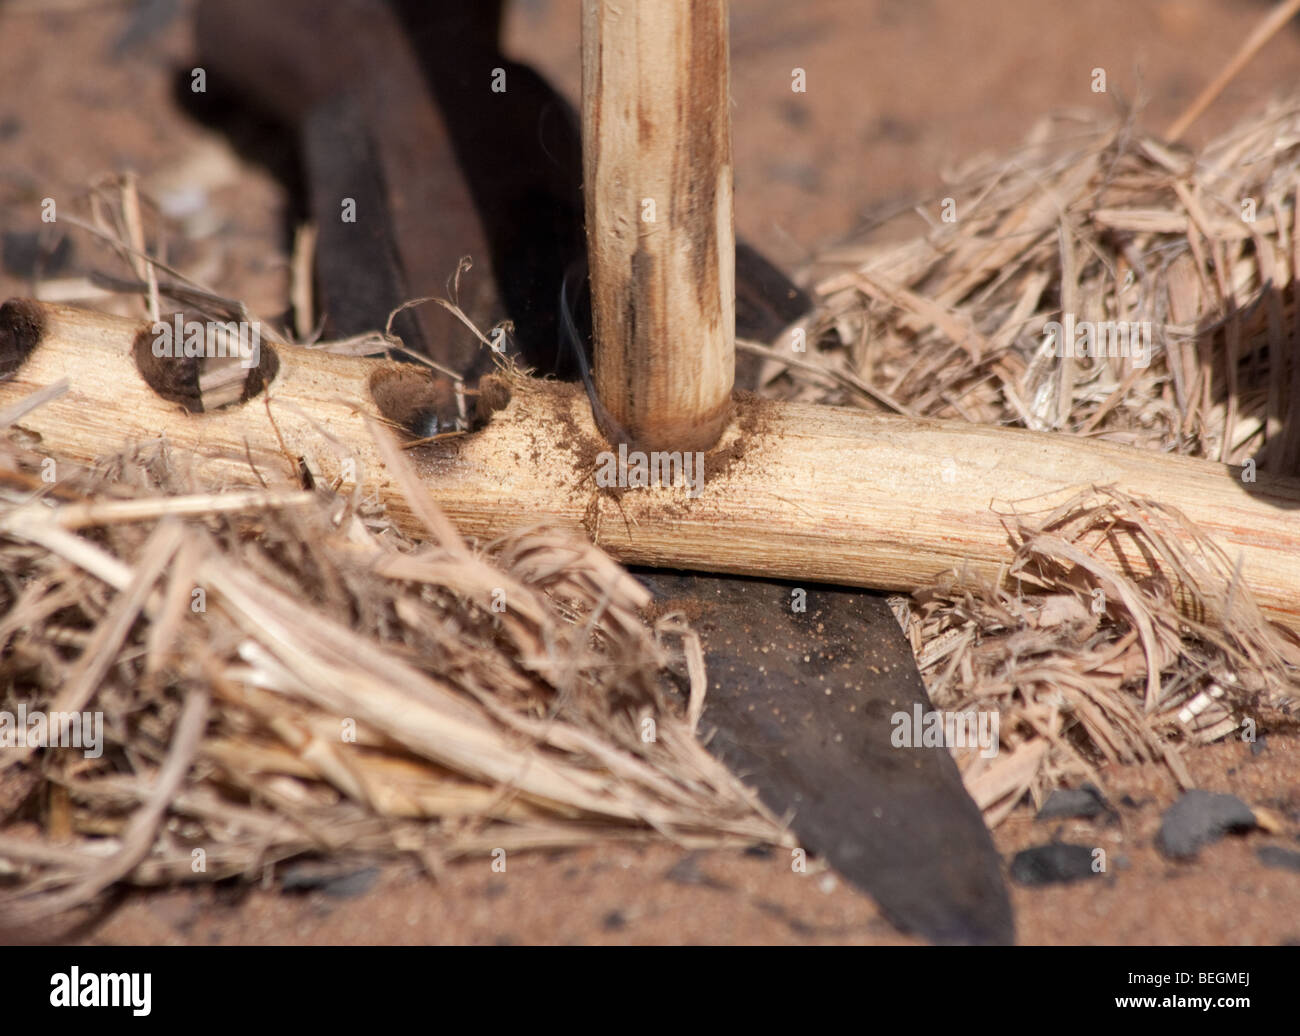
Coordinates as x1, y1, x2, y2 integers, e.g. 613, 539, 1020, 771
581, 0, 735, 453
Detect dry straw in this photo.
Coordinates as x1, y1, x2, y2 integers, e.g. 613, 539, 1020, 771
757, 92, 1300, 819
0, 413, 781, 930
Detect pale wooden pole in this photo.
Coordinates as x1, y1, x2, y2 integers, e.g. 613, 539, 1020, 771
7, 300, 1300, 638
581, 0, 735, 453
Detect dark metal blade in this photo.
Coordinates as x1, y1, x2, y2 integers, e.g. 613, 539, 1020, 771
299, 94, 424, 352
640, 571, 1015, 945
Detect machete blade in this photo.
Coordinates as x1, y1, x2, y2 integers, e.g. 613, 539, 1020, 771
640, 571, 1015, 945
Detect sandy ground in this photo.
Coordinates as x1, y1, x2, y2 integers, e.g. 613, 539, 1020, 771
2, 0, 1299, 945
46, 733, 1297, 946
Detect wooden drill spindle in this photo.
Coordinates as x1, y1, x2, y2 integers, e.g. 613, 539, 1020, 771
581, 0, 736, 453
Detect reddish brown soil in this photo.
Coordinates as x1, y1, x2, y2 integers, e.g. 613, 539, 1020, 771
56, 734, 1300, 946
3, 0, 1300, 945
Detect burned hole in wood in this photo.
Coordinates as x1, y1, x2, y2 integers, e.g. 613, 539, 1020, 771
473, 374, 513, 427
368, 364, 461, 439
0, 298, 45, 381
131, 313, 279, 413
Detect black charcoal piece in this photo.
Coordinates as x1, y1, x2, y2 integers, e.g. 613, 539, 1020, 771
1009, 844, 1100, 886
1156, 790, 1257, 860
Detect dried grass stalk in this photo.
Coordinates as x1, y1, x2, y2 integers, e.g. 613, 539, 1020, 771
0, 425, 782, 926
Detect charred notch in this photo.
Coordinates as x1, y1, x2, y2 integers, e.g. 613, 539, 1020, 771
132, 312, 279, 413
368, 363, 460, 440
473, 374, 513, 427
0, 298, 46, 380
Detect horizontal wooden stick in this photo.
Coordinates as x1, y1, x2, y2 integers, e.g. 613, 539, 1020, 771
4, 299, 1300, 634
